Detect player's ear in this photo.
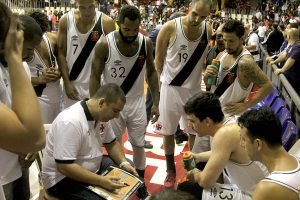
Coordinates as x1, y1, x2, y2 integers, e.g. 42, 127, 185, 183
98, 98, 105, 108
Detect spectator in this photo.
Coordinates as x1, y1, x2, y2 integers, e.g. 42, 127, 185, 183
275, 28, 300, 95
262, 23, 285, 55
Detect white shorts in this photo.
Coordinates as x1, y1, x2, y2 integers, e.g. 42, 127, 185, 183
155, 84, 200, 136
62, 82, 89, 109
109, 95, 147, 147
39, 98, 62, 124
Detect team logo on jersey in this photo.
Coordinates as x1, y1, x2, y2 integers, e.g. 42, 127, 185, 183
180, 45, 187, 50
114, 60, 122, 66
3, 79, 8, 88
137, 55, 145, 67
99, 123, 105, 132
71, 35, 79, 41
226, 72, 235, 84
91, 31, 100, 42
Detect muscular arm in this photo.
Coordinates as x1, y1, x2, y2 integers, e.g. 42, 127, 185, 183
239, 56, 273, 107
276, 57, 295, 74
57, 16, 69, 88
272, 51, 287, 65
0, 14, 45, 153
145, 37, 159, 107
102, 14, 116, 35
89, 36, 108, 97
104, 140, 127, 165
155, 21, 174, 78
56, 162, 104, 186
224, 55, 273, 115
191, 125, 239, 188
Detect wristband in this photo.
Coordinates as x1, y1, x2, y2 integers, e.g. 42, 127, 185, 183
119, 161, 130, 168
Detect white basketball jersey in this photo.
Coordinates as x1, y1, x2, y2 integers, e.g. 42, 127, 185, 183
212, 50, 253, 116
160, 17, 208, 89
27, 34, 62, 103
66, 11, 103, 84
102, 32, 146, 98
262, 156, 300, 194
202, 184, 251, 200
0, 62, 30, 184
225, 160, 268, 195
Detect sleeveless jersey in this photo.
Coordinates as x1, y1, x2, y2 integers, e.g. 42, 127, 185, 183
202, 183, 251, 200
27, 34, 62, 103
225, 160, 268, 196
212, 49, 253, 115
160, 17, 208, 89
222, 116, 269, 196
0, 62, 31, 185
102, 32, 146, 98
262, 156, 300, 194
66, 11, 103, 84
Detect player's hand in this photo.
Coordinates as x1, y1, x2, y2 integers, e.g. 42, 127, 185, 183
98, 176, 127, 190
121, 162, 139, 177
192, 153, 203, 164
223, 102, 249, 116
3, 13, 24, 63
43, 68, 61, 83
186, 168, 201, 183
266, 56, 273, 63
204, 65, 218, 78
64, 82, 80, 100
275, 68, 283, 75
150, 105, 159, 124
19, 153, 37, 168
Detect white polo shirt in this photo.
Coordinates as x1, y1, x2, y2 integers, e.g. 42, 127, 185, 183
41, 101, 116, 189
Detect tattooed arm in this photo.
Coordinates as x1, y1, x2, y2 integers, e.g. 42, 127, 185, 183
223, 55, 273, 115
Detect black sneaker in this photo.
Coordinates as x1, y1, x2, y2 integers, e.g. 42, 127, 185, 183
175, 131, 188, 145
144, 141, 153, 149
136, 184, 150, 200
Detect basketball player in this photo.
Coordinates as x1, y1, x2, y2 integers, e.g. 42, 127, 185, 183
154, 0, 211, 187
58, 0, 115, 108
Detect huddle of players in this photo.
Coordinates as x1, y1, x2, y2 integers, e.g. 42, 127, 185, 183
1, 0, 299, 199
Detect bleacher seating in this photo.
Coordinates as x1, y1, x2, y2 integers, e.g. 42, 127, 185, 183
271, 98, 286, 114
277, 107, 292, 125
282, 120, 298, 150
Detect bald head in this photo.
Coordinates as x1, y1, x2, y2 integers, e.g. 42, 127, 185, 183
287, 28, 300, 40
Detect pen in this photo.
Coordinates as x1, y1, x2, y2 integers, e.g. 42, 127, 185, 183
111, 179, 129, 186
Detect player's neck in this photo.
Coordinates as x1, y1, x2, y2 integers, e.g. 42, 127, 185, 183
261, 147, 295, 172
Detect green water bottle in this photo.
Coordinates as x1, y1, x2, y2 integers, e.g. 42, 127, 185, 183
207, 58, 220, 86
182, 151, 196, 171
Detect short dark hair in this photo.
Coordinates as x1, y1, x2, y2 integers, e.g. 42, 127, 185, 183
184, 92, 224, 122
29, 10, 50, 33
19, 15, 43, 42
150, 188, 197, 200
119, 5, 141, 24
238, 107, 282, 147
223, 20, 245, 38
0, 2, 12, 44
92, 83, 126, 104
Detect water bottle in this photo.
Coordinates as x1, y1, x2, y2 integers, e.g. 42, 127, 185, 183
182, 151, 195, 171
207, 58, 220, 86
